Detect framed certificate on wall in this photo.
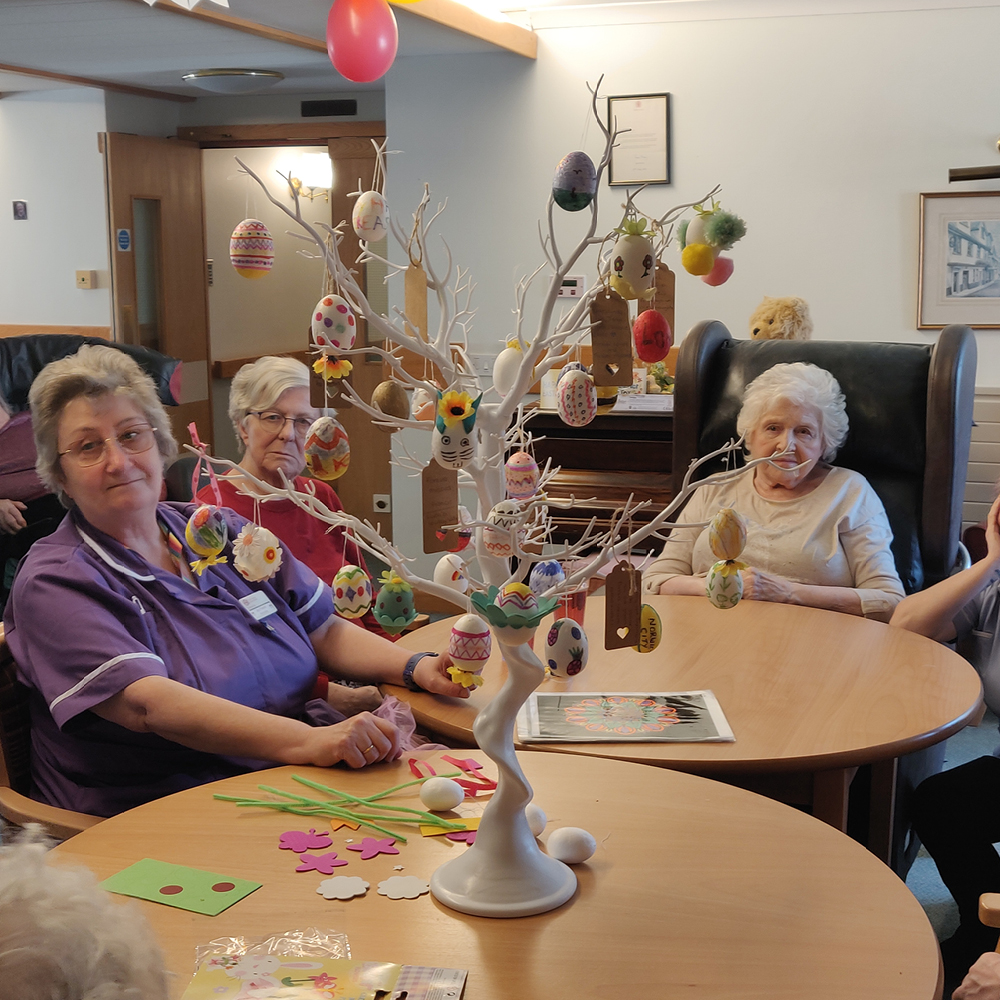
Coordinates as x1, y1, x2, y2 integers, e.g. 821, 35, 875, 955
607, 93, 671, 186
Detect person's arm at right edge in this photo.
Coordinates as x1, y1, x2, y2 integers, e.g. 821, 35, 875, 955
891, 493, 1000, 642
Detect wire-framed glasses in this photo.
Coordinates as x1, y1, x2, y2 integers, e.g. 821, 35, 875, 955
58, 425, 158, 467
249, 410, 314, 437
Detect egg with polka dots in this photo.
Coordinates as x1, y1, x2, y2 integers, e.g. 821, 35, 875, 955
311, 294, 357, 353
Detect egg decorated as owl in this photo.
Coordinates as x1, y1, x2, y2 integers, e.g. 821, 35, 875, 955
333, 564, 373, 619
610, 230, 656, 301
633, 603, 662, 653
304, 415, 350, 481
494, 581, 538, 616
311, 295, 356, 353
632, 309, 672, 364
505, 450, 539, 500
447, 612, 492, 688
552, 151, 597, 212
545, 618, 589, 677
708, 507, 748, 562
433, 552, 469, 594
556, 369, 597, 427
352, 190, 388, 242
229, 219, 274, 279
706, 559, 745, 610
529, 559, 565, 596
373, 572, 417, 635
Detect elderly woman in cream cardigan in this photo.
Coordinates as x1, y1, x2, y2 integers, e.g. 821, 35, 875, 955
643, 363, 904, 621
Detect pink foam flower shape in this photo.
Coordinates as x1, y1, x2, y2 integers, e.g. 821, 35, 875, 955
346, 836, 399, 860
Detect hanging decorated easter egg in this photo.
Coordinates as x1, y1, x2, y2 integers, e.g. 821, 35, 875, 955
229, 219, 274, 279
333, 564, 373, 619
529, 559, 565, 596
609, 233, 656, 301
412, 386, 436, 421
311, 294, 357, 353
494, 582, 538, 616
420, 776, 465, 812
558, 360, 588, 382
633, 603, 662, 653
556, 369, 597, 427
304, 415, 350, 481
552, 151, 597, 212
493, 346, 522, 397
433, 552, 470, 594
505, 450, 539, 500
546, 826, 596, 864
544, 617, 588, 677
706, 559, 744, 610
371, 379, 409, 428
448, 612, 492, 685
432, 424, 476, 470
632, 309, 672, 364
708, 507, 748, 562
184, 504, 229, 575
684, 214, 708, 248
373, 572, 417, 634
483, 500, 522, 558
701, 255, 734, 286
682, 243, 716, 276
233, 523, 283, 582
352, 190, 388, 242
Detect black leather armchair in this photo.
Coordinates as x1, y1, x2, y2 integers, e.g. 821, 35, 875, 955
672, 322, 977, 594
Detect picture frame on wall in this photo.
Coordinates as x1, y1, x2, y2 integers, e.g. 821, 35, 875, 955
919, 191, 1000, 329
607, 94, 670, 186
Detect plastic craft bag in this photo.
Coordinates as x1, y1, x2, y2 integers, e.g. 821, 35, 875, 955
193, 927, 350, 968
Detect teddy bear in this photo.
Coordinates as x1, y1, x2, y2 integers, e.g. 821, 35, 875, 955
748, 296, 813, 341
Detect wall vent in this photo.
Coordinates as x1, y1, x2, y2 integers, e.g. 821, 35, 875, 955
301, 99, 358, 118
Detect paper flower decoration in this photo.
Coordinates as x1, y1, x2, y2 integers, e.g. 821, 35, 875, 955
184, 504, 228, 575
377, 875, 430, 899
373, 571, 417, 635
233, 522, 283, 582
317, 876, 369, 900
312, 354, 354, 381
471, 586, 559, 639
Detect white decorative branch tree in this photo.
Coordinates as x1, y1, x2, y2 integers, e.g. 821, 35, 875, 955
211, 80, 755, 917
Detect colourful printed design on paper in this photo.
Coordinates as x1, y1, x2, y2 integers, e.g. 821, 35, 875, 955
563, 696, 681, 736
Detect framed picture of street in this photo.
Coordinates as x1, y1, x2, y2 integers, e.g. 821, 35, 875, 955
919, 191, 1000, 328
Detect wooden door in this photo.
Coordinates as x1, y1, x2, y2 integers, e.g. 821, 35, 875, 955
319, 136, 393, 540
102, 133, 212, 448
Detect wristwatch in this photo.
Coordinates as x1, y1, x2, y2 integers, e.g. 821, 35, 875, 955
402, 651, 436, 692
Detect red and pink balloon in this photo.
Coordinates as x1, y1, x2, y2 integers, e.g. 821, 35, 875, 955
326, 0, 399, 83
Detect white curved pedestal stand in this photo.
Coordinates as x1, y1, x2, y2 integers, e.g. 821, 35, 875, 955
430, 635, 577, 917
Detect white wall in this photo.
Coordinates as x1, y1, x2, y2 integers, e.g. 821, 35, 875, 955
381, 5, 1000, 559
385, 7, 1000, 377
0, 88, 111, 326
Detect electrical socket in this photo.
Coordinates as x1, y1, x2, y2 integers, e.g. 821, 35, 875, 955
468, 354, 495, 378
75, 270, 97, 290
373, 494, 391, 513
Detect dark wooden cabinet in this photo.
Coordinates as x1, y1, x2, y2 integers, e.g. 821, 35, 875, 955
525, 407, 673, 550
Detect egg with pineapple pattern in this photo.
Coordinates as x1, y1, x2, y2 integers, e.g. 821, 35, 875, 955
545, 618, 589, 677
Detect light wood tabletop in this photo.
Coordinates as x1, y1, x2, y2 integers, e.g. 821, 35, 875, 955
391, 595, 983, 854
51, 751, 943, 1000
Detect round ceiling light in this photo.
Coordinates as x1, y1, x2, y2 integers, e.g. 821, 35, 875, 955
182, 69, 285, 94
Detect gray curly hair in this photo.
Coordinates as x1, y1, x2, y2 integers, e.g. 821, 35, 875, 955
0, 827, 169, 1000
29, 344, 178, 507
228, 356, 314, 454
736, 362, 849, 463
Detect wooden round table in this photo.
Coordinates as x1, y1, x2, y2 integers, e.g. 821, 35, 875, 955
51, 751, 943, 999
393, 595, 983, 859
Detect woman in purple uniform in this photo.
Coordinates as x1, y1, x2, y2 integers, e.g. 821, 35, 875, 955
2, 345, 466, 817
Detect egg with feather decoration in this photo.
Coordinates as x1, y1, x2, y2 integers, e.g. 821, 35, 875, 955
304, 415, 350, 481
505, 450, 539, 500
333, 564, 373, 619
184, 504, 228, 575
229, 219, 274, 279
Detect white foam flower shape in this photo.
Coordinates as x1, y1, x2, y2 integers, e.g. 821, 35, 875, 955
317, 876, 369, 900
377, 875, 430, 899
233, 523, 283, 582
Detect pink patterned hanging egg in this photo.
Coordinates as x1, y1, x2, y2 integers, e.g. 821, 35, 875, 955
229, 219, 274, 279
556, 369, 597, 427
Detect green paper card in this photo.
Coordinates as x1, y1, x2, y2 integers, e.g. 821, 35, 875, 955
101, 858, 261, 916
